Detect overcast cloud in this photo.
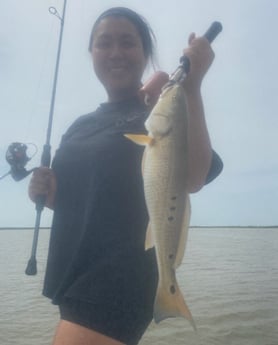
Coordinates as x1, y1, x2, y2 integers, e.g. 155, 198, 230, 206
0, 0, 277, 227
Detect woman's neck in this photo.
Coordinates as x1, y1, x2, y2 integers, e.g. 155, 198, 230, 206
106, 84, 142, 103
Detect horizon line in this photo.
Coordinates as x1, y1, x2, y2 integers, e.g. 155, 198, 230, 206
0, 225, 277, 230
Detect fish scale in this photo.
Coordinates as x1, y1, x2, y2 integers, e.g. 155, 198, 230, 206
124, 83, 195, 329
144, 137, 187, 263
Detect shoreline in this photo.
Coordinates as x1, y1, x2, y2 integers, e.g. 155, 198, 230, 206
0, 226, 277, 231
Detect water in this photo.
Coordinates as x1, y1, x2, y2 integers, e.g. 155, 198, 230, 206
0, 227, 277, 345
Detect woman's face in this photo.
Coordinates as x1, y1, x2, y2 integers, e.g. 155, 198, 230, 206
91, 16, 148, 101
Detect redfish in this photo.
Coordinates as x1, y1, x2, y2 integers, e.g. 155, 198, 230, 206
125, 82, 195, 329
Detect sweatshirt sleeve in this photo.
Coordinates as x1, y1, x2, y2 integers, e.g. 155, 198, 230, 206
205, 150, 223, 184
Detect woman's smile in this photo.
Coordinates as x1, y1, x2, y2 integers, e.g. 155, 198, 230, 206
91, 17, 148, 101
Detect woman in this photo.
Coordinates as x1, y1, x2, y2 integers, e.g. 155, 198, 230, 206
29, 7, 222, 345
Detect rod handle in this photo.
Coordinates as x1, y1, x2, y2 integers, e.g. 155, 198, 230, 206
33, 143, 51, 212
203, 21, 223, 43
25, 257, 37, 275
25, 143, 51, 275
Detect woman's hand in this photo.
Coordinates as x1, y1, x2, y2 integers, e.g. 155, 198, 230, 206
182, 33, 215, 93
28, 167, 57, 210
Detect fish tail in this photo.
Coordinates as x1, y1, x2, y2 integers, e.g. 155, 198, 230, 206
153, 281, 197, 331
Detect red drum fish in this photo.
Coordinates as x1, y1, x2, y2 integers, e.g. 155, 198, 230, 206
125, 82, 196, 329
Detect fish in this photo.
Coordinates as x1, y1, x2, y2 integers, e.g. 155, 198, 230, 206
124, 82, 196, 329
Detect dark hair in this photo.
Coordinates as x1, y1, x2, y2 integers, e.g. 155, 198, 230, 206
88, 7, 156, 63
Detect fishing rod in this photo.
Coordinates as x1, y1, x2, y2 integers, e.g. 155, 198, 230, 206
25, 0, 68, 275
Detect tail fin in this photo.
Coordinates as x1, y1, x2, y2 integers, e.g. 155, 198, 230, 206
153, 281, 196, 331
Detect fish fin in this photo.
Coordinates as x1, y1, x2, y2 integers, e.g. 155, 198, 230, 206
145, 222, 155, 250
154, 278, 196, 331
124, 134, 153, 146
174, 194, 191, 269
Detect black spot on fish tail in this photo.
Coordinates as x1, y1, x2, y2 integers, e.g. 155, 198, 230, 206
170, 285, 176, 294
171, 196, 177, 200
168, 216, 174, 222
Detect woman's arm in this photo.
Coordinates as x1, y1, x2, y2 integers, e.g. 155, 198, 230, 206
182, 33, 215, 193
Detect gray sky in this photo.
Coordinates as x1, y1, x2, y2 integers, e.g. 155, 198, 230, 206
0, 0, 277, 227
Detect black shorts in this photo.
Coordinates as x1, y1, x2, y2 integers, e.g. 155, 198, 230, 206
58, 249, 158, 345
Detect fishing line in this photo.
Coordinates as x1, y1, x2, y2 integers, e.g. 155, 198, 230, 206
24, 143, 38, 160
22, 3, 57, 143
1, 1, 67, 276
1, 2, 62, 180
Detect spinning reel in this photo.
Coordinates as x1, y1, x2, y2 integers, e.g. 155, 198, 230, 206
0, 142, 37, 181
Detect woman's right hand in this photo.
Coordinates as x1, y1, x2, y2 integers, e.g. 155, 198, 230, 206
28, 167, 57, 210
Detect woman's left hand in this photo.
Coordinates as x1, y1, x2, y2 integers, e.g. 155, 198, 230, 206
182, 33, 215, 92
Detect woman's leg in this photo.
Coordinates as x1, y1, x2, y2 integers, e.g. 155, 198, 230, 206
52, 320, 126, 345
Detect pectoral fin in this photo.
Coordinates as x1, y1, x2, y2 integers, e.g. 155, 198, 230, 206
174, 195, 191, 269
124, 134, 153, 146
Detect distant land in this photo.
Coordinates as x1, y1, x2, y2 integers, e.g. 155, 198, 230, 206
0, 226, 277, 231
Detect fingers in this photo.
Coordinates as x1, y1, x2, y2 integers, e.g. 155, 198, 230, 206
188, 32, 196, 45
184, 34, 214, 60
28, 167, 56, 208
139, 71, 169, 108
29, 167, 50, 196
182, 33, 215, 91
